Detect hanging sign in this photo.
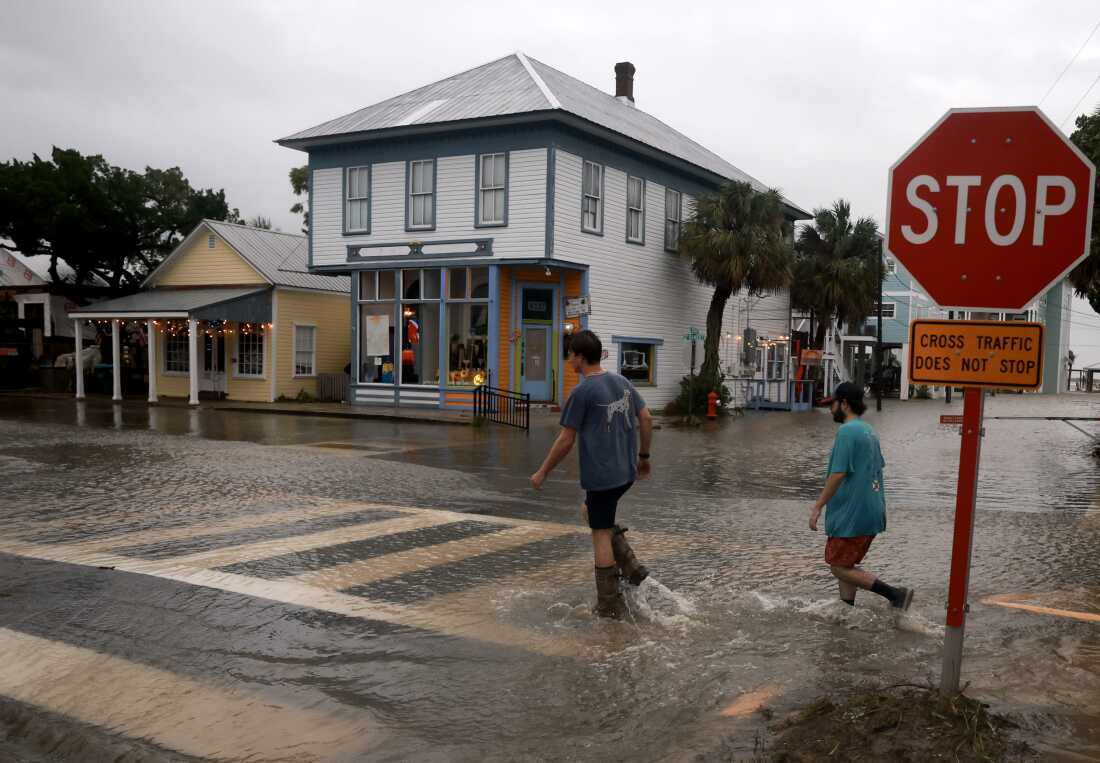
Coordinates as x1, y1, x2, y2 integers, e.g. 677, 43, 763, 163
908, 319, 1043, 390
565, 296, 591, 318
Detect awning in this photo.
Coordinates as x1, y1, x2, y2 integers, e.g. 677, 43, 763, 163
69, 287, 272, 322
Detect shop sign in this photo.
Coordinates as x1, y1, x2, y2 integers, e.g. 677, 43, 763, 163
565, 296, 591, 318
800, 349, 823, 367
908, 319, 1043, 390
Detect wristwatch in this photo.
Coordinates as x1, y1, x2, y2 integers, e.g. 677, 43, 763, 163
638, 453, 650, 459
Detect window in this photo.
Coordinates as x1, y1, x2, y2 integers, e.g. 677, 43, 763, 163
359, 271, 396, 384
619, 342, 656, 385
872, 302, 896, 319
346, 166, 370, 233
207, 234, 216, 249
767, 343, 788, 381
884, 257, 896, 275
294, 325, 316, 376
582, 160, 603, 233
626, 176, 645, 244
445, 266, 490, 386
400, 269, 440, 387
664, 188, 682, 251
236, 327, 264, 377
407, 159, 435, 230
165, 330, 189, 373
477, 153, 507, 226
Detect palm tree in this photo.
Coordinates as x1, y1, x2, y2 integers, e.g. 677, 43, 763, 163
789, 200, 880, 350
679, 181, 794, 382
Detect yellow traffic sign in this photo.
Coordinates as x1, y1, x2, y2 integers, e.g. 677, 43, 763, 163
909, 320, 1044, 390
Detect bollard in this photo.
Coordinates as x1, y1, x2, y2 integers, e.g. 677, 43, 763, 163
706, 391, 719, 420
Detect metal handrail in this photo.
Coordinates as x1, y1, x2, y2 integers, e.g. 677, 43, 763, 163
473, 384, 531, 431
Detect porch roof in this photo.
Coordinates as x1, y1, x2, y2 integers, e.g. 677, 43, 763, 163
68, 287, 271, 322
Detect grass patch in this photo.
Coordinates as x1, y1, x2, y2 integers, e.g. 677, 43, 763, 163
769, 685, 1026, 762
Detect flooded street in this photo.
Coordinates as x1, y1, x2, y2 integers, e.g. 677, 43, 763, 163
0, 394, 1098, 761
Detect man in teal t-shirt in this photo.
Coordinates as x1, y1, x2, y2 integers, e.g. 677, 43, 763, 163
810, 382, 913, 610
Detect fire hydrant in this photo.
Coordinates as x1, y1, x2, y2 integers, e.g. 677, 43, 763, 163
706, 391, 719, 420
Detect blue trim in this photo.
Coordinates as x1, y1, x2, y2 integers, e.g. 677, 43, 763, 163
626, 176, 646, 245
342, 165, 372, 236
558, 270, 566, 404
544, 145, 556, 258
474, 152, 509, 229
488, 265, 500, 389
516, 281, 560, 402
580, 270, 590, 331
509, 269, 518, 392
580, 159, 604, 236
611, 335, 664, 346
351, 269, 359, 386
405, 158, 437, 232
326, 256, 587, 273
438, 268, 447, 408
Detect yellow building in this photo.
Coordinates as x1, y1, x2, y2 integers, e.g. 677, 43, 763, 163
70, 220, 350, 404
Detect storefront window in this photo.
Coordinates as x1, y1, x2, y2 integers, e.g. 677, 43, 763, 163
619, 342, 655, 385
359, 303, 395, 384
446, 302, 489, 386
400, 302, 439, 386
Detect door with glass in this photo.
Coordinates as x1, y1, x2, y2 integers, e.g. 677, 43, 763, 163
522, 325, 552, 401
200, 333, 226, 396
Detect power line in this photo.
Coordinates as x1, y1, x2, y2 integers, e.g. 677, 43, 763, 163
1040, 18, 1100, 106
1060, 70, 1100, 130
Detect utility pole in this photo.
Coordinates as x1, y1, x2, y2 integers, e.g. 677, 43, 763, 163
875, 239, 884, 412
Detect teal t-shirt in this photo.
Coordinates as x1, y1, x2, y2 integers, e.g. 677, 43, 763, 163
824, 419, 887, 538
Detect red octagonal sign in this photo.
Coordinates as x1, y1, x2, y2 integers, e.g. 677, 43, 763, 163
887, 107, 1095, 311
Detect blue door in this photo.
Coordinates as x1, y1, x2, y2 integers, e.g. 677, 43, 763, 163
521, 325, 552, 401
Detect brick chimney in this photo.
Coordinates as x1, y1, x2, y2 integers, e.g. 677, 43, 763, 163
614, 61, 636, 104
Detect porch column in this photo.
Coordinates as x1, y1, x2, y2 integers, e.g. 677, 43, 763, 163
111, 319, 122, 402
188, 317, 199, 405
147, 319, 158, 403
73, 319, 85, 400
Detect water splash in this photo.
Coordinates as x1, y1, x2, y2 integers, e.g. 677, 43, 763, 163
624, 576, 698, 626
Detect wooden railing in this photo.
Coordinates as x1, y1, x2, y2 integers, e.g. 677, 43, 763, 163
473, 384, 530, 431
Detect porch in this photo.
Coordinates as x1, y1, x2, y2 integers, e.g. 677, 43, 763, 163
68, 287, 273, 405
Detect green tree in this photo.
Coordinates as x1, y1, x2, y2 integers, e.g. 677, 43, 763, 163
246, 215, 273, 230
1068, 106, 1100, 313
0, 147, 239, 299
679, 181, 794, 383
789, 200, 881, 350
289, 165, 309, 233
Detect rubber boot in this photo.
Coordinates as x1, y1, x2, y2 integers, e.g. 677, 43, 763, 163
611, 525, 649, 586
593, 565, 626, 619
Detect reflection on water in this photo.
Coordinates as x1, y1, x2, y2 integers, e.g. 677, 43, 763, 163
0, 394, 1098, 760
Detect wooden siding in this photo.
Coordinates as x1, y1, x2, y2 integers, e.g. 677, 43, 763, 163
553, 149, 761, 409
563, 270, 582, 399
274, 289, 352, 400
227, 324, 271, 402
152, 233, 267, 287
311, 148, 548, 267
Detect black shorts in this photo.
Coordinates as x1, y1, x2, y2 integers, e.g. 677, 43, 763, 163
584, 482, 633, 530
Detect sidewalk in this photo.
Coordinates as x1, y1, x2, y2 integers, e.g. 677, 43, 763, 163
0, 390, 475, 426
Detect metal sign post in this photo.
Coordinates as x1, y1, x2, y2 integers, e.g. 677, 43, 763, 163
941, 387, 984, 693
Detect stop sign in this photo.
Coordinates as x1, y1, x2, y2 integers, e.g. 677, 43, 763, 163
886, 107, 1095, 310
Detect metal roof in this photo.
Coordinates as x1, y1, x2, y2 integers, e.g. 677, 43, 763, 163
203, 221, 350, 293
277, 53, 809, 217
70, 287, 268, 317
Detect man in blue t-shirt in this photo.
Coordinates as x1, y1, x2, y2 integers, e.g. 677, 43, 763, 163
810, 382, 913, 611
531, 330, 653, 618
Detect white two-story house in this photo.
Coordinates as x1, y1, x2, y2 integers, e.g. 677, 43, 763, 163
277, 53, 809, 410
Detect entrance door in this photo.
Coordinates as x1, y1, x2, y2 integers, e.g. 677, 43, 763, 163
521, 325, 551, 401
200, 333, 226, 396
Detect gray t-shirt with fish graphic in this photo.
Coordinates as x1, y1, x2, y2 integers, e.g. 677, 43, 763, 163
560, 371, 646, 491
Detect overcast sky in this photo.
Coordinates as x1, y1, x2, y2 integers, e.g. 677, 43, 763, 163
4, 0, 1100, 365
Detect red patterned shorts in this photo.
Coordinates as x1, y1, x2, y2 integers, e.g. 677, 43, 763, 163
825, 535, 875, 568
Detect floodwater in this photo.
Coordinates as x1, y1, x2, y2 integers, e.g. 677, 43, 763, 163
0, 393, 1098, 761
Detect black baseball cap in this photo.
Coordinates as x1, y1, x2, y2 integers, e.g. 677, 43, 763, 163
820, 381, 863, 406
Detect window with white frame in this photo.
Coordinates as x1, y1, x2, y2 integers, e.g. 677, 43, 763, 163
582, 160, 603, 233
872, 302, 896, 319
294, 325, 316, 376
884, 257, 896, 275
619, 341, 656, 385
236, 328, 264, 377
165, 330, 189, 373
477, 153, 506, 225
407, 160, 435, 229
664, 188, 682, 251
626, 176, 645, 244
767, 343, 788, 381
346, 166, 370, 233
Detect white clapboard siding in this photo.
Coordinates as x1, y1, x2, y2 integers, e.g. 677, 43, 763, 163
553, 150, 752, 409
311, 149, 547, 267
